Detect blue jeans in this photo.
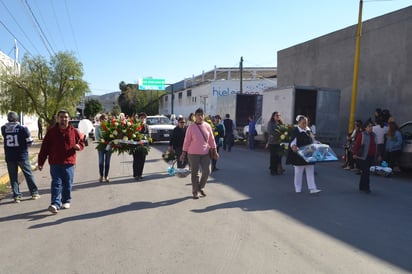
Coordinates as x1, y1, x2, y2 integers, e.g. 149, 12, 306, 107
98, 150, 112, 177
50, 164, 75, 208
7, 160, 38, 198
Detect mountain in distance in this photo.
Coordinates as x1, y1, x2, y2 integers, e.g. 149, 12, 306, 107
86, 91, 120, 113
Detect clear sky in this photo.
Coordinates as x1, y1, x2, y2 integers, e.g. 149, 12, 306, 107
0, 0, 411, 95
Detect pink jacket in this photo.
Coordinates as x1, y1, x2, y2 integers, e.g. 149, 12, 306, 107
183, 122, 216, 155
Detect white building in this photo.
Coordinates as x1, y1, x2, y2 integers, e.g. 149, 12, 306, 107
159, 66, 277, 119
0, 50, 38, 135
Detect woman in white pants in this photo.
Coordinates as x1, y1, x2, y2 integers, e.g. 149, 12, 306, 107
286, 115, 321, 194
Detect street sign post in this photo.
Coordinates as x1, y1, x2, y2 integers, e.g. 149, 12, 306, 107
138, 78, 166, 90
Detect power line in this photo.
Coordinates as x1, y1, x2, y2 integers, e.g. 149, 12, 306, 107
0, 20, 34, 57
23, 0, 55, 56
64, 0, 81, 59
50, 0, 67, 50
0, 0, 40, 55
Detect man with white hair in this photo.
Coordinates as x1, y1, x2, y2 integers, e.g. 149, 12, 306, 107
1, 111, 40, 203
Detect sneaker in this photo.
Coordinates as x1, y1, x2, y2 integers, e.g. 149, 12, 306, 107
31, 193, 41, 200
14, 197, 21, 203
105, 177, 110, 183
310, 189, 322, 194
48, 204, 58, 214
193, 192, 200, 199
200, 189, 207, 197
61, 203, 71, 209
343, 166, 351, 170
99, 176, 103, 183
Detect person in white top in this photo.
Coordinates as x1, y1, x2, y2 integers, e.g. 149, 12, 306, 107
372, 119, 388, 160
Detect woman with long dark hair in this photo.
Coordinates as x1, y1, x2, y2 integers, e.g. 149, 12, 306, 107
265, 111, 284, 175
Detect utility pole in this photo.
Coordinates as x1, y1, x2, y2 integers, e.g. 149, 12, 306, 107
349, 0, 363, 133
240, 56, 243, 94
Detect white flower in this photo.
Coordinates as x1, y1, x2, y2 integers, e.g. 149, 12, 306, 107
123, 136, 129, 141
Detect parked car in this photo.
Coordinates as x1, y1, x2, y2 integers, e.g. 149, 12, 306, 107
399, 121, 412, 170
146, 115, 175, 142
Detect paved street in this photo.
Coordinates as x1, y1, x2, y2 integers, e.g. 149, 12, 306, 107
0, 143, 411, 274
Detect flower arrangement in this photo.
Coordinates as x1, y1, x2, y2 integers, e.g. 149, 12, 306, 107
275, 124, 294, 144
96, 114, 151, 155
162, 150, 176, 163
274, 124, 294, 154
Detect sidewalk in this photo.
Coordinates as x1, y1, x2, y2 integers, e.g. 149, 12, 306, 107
0, 139, 42, 186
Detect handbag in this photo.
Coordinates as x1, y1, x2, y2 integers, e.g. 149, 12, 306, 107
196, 123, 218, 160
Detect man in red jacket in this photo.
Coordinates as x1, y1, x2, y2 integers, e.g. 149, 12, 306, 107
38, 110, 84, 214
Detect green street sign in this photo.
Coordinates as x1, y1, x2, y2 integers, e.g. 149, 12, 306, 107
138, 78, 166, 90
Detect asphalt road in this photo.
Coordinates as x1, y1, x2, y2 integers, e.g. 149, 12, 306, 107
0, 143, 411, 274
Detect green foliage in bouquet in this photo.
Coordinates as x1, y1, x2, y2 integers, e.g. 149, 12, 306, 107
96, 115, 151, 155
275, 124, 294, 155
162, 150, 176, 163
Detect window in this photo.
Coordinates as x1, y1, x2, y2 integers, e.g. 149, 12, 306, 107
187, 89, 192, 97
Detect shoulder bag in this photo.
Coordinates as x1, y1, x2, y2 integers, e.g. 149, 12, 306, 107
196, 123, 218, 160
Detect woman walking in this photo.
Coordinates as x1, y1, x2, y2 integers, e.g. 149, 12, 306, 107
180, 108, 218, 199
286, 115, 321, 194
266, 111, 284, 175
95, 113, 112, 182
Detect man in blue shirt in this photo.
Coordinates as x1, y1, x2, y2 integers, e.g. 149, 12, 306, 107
1, 111, 40, 203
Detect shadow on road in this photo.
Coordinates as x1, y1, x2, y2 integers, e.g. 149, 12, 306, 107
28, 196, 190, 229
191, 145, 412, 272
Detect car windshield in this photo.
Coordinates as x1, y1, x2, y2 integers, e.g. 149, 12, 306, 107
146, 117, 171, 125
70, 121, 80, 128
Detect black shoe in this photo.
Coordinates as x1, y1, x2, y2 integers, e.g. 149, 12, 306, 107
200, 189, 207, 196
193, 192, 200, 199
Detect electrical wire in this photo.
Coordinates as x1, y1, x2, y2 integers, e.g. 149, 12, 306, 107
23, 0, 55, 56
64, 0, 81, 59
0, 0, 40, 56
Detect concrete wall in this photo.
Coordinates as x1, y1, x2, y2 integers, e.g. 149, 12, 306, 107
277, 6, 412, 142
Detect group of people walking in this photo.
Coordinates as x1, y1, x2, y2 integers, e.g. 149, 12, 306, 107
3, 106, 403, 213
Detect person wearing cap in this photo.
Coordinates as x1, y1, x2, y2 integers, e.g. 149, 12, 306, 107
1, 111, 40, 203
132, 112, 149, 180
180, 108, 218, 199
38, 110, 85, 213
169, 117, 187, 168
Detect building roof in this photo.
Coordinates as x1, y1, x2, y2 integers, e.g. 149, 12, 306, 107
167, 66, 277, 92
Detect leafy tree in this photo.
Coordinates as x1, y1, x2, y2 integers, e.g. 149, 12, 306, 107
84, 98, 103, 119
0, 51, 89, 126
117, 81, 162, 116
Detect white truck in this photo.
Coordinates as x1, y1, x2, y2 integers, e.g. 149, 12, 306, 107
257, 85, 341, 145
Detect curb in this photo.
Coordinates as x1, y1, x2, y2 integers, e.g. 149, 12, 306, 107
0, 155, 39, 187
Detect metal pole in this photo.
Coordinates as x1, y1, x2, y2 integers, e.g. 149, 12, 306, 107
171, 84, 174, 114
240, 56, 243, 94
348, 0, 363, 133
